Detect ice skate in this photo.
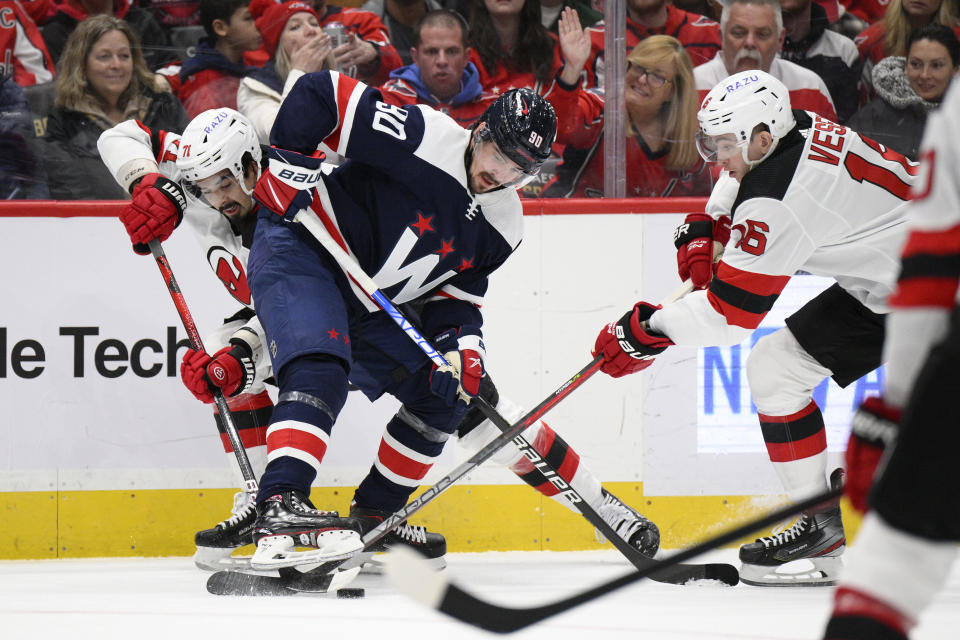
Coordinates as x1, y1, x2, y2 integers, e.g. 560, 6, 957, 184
594, 488, 661, 558
193, 491, 258, 571
739, 504, 845, 586
349, 504, 447, 574
249, 491, 363, 571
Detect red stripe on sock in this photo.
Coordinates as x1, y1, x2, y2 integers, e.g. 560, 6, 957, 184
266, 427, 328, 464
377, 439, 432, 482
220, 425, 269, 452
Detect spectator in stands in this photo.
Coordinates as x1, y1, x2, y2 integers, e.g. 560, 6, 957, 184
361, 0, 444, 66
41, 0, 176, 70
848, 23, 959, 158
140, 0, 201, 28
379, 9, 496, 125
158, 0, 262, 117
467, 0, 562, 94
238, 0, 335, 145
247, 0, 403, 85
0, 72, 49, 199
543, 13, 712, 198
780, 0, 861, 122
855, 0, 960, 100
540, 0, 600, 34
0, 0, 56, 86
42, 15, 188, 199
584, 0, 721, 89
695, 0, 838, 120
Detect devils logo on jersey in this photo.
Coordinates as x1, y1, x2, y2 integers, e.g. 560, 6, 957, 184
208, 246, 251, 305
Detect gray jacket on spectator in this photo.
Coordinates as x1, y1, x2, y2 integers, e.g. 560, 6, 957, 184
360, 0, 443, 67
846, 56, 938, 160
41, 89, 188, 199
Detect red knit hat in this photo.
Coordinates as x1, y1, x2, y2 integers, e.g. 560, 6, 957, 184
255, 0, 320, 57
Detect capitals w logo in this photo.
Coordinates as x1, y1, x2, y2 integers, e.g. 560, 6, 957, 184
207, 246, 251, 305
373, 228, 456, 302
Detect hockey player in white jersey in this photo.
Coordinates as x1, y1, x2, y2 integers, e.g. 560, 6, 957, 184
99, 106, 659, 572
820, 83, 960, 640
593, 69, 919, 586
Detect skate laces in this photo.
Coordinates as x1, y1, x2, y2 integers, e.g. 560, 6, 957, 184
220, 499, 256, 529
231, 491, 251, 516
394, 522, 428, 545
758, 515, 810, 548
595, 491, 649, 544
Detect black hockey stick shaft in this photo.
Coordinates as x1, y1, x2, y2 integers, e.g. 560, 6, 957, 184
293, 209, 608, 557
148, 239, 259, 497
396, 486, 842, 633
294, 210, 717, 580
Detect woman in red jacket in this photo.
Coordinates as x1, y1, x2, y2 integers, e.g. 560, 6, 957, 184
542, 9, 711, 198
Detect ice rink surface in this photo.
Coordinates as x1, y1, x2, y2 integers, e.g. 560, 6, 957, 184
2, 549, 958, 640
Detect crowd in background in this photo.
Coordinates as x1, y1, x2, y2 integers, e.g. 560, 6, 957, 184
1, 0, 958, 200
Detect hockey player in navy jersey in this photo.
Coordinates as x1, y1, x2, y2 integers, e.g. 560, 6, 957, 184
101, 82, 660, 571
593, 69, 919, 586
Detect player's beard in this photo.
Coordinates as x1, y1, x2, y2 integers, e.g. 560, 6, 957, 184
220, 200, 244, 218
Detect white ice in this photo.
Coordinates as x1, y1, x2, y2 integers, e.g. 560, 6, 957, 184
2, 549, 958, 640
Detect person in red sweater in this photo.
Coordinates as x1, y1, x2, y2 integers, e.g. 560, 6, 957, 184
543, 11, 712, 198
379, 9, 496, 127
158, 0, 263, 117
0, 0, 55, 85
247, 0, 402, 85
466, 0, 564, 95
583, 0, 721, 89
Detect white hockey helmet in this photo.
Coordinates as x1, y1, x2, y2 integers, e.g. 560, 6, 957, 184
177, 108, 262, 196
695, 70, 795, 166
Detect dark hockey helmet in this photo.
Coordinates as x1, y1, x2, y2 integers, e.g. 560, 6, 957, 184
478, 88, 557, 175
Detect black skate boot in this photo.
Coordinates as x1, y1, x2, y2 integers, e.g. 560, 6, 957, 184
740, 469, 846, 587
193, 492, 257, 571
349, 503, 447, 573
739, 505, 845, 586
594, 488, 660, 558
249, 490, 363, 570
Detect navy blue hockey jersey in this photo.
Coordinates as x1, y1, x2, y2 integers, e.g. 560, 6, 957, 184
268, 70, 523, 335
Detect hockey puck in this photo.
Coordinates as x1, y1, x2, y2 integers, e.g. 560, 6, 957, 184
336, 588, 365, 599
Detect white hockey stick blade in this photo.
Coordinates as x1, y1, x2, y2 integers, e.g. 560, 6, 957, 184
385, 547, 449, 608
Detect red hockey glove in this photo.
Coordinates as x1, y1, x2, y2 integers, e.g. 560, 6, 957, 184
429, 328, 485, 406
845, 396, 900, 513
593, 302, 674, 378
120, 173, 186, 254
674, 213, 731, 289
253, 146, 325, 221
180, 342, 255, 404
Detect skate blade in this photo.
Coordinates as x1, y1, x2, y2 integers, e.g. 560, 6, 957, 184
359, 552, 446, 575
740, 556, 843, 587
250, 531, 362, 571
193, 546, 253, 572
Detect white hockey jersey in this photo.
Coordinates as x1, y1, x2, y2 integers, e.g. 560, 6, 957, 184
881, 84, 960, 407
650, 110, 918, 347
97, 121, 269, 373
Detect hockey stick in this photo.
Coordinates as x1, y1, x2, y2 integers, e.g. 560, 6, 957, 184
147, 239, 259, 498
206, 352, 604, 595
292, 210, 735, 586
387, 486, 843, 633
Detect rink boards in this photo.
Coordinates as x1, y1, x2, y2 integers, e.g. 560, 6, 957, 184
0, 199, 859, 559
